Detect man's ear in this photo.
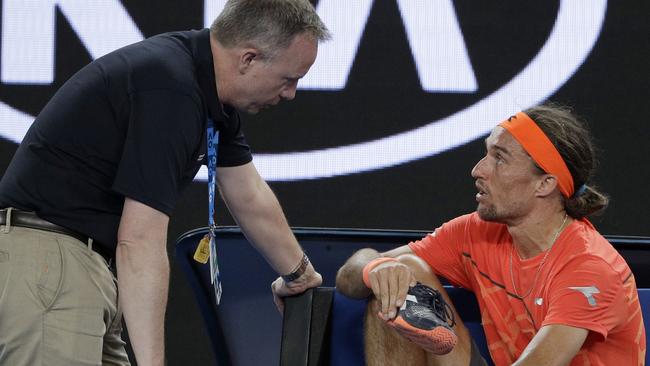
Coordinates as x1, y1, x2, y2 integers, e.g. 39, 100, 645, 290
535, 174, 559, 198
238, 48, 260, 74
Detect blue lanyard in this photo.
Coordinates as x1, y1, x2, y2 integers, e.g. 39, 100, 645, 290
206, 118, 222, 304
207, 118, 219, 236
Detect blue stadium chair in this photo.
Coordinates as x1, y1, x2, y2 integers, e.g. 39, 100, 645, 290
175, 229, 232, 366
176, 228, 650, 366
175, 227, 409, 365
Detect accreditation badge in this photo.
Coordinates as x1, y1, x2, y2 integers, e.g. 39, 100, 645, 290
208, 234, 222, 305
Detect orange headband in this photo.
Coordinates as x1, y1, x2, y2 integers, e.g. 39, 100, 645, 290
499, 112, 574, 197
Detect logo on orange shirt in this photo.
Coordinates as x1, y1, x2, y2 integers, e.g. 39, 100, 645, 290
568, 286, 600, 306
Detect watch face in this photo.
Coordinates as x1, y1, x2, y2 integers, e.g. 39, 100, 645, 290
282, 273, 300, 282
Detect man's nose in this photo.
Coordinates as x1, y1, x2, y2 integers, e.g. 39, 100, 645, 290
280, 84, 297, 101
471, 156, 487, 179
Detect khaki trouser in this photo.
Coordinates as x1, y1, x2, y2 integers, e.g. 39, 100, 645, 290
0, 223, 130, 365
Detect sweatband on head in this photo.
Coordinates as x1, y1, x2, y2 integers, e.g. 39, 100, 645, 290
499, 112, 575, 198
362, 257, 399, 288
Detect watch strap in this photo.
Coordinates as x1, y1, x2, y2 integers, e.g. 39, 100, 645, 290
282, 252, 309, 282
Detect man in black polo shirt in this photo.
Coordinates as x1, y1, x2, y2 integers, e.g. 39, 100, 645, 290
0, 1, 330, 365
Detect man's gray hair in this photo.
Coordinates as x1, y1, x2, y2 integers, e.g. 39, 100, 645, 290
210, 0, 331, 59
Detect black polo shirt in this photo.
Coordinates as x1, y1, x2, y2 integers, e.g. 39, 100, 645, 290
0, 29, 252, 249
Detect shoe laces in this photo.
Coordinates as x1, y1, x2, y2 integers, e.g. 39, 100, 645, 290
409, 282, 456, 327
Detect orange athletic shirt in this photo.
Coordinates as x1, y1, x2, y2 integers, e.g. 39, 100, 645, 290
409, 212, 646, 366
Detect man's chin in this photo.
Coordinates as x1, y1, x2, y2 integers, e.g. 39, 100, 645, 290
242, 106, 260, 114
242, 101, 277, 114
477, 206, 499, 222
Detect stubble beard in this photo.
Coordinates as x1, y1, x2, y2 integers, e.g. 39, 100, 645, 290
477, 203, 500, 222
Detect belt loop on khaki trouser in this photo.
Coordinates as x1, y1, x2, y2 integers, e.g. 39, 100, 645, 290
88, 238, 94, 251
2, 207, 12, 233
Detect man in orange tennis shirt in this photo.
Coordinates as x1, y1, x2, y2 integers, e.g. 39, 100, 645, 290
336, 103, 646, 366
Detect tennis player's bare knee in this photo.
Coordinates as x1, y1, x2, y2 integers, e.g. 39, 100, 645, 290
395, 253, 444, 289
366, 297, 471, 366
394, 254, 474, 365
364, 253, 473, 365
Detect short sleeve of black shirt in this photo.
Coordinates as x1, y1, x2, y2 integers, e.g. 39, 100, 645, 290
111, 89, 203, 215
112, 88, 251, 216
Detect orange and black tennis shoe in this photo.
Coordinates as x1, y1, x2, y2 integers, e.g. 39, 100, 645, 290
388, 282, 458, 354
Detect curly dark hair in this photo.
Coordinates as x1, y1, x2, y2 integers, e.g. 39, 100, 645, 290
524, 103, 608, 219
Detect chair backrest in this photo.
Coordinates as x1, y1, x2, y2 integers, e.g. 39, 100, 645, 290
175, 227, 407, 365
175, 230, 232, 366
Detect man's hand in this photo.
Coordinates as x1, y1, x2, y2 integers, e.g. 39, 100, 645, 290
271, 263, 322, 313
336, 246, 417, 320
365, 260, 416, 320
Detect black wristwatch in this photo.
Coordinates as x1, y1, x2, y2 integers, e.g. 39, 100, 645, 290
281, 253, 309, 282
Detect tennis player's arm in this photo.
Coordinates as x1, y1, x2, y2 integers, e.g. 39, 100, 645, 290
512, 324, 588, 366
116, 198, 169, 366
336, 245, 415, 299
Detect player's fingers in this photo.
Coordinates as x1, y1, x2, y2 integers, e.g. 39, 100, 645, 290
270, 279, 285, 314
377, 268, 392, 320
395, 267, 411, 309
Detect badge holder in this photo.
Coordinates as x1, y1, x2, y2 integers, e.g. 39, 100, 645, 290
194, 119, 222, 305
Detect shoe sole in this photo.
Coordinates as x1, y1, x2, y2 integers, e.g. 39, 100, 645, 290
388, 316, 458, 355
